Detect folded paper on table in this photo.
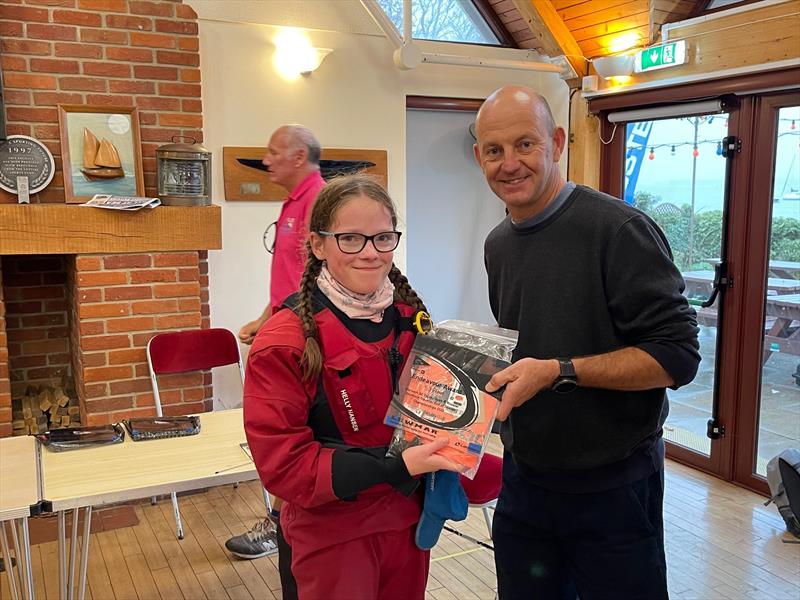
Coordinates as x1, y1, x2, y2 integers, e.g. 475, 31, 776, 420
84, 194, 161, 210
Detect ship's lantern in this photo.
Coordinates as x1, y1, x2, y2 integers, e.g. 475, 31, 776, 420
156, 136, 211, 206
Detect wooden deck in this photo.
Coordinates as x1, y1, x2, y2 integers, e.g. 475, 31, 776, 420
2, 458, 799, 599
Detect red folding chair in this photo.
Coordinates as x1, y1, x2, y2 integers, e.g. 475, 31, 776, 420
146, 328, 246, 540
460, 452, 503, 538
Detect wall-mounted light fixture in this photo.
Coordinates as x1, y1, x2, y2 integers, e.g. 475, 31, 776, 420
272, 29, 332, 80
592, 55, 635, 81
298, 47, 332, 76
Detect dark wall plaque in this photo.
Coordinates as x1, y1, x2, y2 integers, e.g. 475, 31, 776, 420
0, 135, 56, 194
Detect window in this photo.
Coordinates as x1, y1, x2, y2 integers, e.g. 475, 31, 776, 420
377, 0, 500, 45
624, 114, 730, 458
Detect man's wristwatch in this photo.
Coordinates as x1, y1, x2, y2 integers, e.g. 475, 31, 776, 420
552, 358, 578, 394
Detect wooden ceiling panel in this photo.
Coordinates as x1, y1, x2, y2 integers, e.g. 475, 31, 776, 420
564, 1, 648, 30
571, 10, 650, 42
486, 0, 704, 61
650, 0, 702, 42
551, 0, 589, 9
505, 17, 539, 33
516, 38, 544, 50
579, 26, 650, 57
497, 8, 524, 24
557, 0, 637, 21
489, 0, 518, 13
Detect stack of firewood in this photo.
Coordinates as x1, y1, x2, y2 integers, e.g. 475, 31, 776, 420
12, 384, 81, 435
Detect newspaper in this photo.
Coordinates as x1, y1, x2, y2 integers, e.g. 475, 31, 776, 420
385, 335, 508, 479
84, 194, 161, 210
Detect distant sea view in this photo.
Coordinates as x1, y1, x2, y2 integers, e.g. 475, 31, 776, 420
638, 181, 800, 221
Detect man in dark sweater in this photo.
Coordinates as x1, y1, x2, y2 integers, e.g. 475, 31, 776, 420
474, 85, 700, 599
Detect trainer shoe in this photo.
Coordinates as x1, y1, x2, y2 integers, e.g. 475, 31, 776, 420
225, 518, 279, 559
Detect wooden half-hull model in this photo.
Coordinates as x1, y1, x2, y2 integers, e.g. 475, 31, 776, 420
81, 127, 124, 180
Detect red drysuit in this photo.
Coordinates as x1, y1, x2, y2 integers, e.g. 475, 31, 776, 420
244, 295, 429, 600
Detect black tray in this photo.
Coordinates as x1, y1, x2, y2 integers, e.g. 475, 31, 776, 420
37, 424, 125, 452
123, 416, 201, 441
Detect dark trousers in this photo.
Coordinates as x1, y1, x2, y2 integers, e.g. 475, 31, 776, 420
493, 453, 668, 600
276, 523, 298, 600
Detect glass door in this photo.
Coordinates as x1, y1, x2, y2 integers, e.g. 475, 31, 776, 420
603, 87, 800, 492
753, 103, 800, 477
623, 113, 731, 463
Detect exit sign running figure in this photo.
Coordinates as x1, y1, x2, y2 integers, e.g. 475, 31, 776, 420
634, 40, 687, 73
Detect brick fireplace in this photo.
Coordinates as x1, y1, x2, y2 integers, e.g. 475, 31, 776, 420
0, 0, 219, 437
0, 251, 211, 437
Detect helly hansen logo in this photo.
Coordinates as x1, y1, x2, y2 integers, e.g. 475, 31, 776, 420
340, 388, 359, 431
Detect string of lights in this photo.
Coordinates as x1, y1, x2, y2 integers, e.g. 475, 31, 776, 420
628, 131, 799, 160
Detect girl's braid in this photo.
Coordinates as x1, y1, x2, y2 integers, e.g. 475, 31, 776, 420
388, 264, 428, 314
298, 245, 324, 380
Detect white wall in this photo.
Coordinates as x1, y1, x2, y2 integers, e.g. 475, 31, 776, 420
406, 108, 502, 325
191, 0, 568, 407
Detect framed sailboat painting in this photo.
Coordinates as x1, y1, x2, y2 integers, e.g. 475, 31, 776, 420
58, 105, 144, 203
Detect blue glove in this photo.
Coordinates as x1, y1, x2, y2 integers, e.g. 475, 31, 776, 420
415, 470, 468, 550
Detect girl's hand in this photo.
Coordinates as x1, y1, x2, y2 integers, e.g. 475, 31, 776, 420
401, 437, 464, 476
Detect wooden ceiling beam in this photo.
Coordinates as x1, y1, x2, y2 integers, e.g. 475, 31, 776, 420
649, 0, 701, 43
511, 0, 587, 77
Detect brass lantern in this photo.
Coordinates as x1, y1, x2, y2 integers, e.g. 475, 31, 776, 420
155, 136, 211, 206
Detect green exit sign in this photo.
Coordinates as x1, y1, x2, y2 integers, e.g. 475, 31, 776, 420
635, 40, 687, 73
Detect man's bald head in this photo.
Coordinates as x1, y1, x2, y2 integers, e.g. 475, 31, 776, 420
263, 124, 321, 191
472, 85, 566, 221
274, 124, 321, 166
476, 85, 556, 139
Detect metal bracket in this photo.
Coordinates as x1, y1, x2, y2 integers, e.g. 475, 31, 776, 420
707, 418, 725, 439
721, 135, 741, 158
701, 262, 732, 308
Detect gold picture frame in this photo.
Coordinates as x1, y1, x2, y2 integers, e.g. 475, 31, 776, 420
58, 105, 145, 204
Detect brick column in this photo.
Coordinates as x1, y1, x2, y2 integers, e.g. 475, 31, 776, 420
0, 264, 11, 437
73, 252, 207, 426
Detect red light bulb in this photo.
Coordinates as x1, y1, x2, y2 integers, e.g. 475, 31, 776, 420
692, 147, 699, 158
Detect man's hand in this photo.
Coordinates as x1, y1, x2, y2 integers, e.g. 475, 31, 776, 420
238, 305, 272, 345
402, 437, 464, 476
486, 358, 560, 421
238, 318, 265, 345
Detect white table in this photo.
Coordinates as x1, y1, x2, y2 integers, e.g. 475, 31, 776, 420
39, 408, 258, 600
0, 435, 40, 600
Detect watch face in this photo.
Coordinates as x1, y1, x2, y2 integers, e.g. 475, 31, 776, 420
553, 378, 578, 394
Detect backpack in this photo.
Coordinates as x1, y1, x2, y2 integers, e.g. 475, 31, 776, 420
764, 448, 800, 538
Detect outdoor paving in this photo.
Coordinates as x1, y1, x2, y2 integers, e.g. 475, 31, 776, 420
666, 325, 800, 474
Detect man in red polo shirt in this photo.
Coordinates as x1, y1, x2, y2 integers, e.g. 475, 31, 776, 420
226, 125, 324, 582
238, 124, 326, 344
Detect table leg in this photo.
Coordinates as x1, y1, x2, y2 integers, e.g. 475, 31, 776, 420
0, 521, 20, 600
58, 511, 66, 600
9, 519, 25, 600
10, 519, 32, 600
77, 508, 92, 600
67, 509, 78, 600
19, 518, 34, 600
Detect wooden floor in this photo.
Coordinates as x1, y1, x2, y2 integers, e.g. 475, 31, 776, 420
2, 458, 799, 600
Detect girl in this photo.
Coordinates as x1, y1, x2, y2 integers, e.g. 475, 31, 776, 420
244, 174, 461, 600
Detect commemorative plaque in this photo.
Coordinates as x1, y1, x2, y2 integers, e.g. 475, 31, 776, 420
0, 135, 56, 203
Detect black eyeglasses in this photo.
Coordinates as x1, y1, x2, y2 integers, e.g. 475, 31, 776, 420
263, 221, 277, 254
317, 230, 402, 254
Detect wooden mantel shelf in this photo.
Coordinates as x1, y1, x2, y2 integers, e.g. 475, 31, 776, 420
0, 204, 221, 255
